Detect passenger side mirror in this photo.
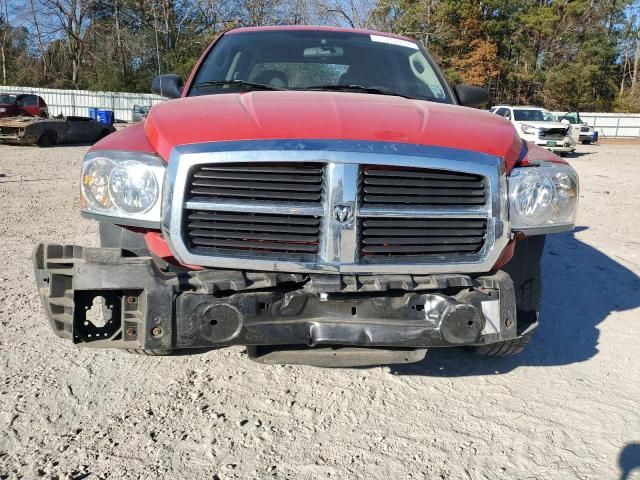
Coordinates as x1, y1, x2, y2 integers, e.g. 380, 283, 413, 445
560, 119, 570, 125
455, 85, 489, 108
152, 74, 184, 99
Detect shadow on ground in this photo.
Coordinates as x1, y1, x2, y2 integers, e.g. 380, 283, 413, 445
390, 227, 640, 376
620, 444, 640, 480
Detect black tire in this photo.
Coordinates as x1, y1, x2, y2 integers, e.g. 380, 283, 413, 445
472, 268, 541, 357
37, 131, 56, 147
557, 151, 568, 157
581, 140, 591, 145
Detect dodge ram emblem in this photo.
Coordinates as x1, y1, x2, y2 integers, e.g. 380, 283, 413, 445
334, 205, 353, 223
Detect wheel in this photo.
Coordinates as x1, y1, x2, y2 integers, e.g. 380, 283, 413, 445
37, 131, 56, 147
470, 235, 543, 358
557, 151, 568, 157
472, 269, 540, 356
581, 140, 591, 145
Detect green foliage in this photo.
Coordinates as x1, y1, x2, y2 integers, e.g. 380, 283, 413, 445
372, 0, 640, 112
1, 0, 639, 112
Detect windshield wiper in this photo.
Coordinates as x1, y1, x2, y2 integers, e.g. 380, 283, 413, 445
301, 84, 422, 100
190, 80, 286, 91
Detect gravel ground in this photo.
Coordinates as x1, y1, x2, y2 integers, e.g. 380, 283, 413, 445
1, 141, 639, 480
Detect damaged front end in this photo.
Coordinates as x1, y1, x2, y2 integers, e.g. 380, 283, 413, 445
33, 243, 525, 366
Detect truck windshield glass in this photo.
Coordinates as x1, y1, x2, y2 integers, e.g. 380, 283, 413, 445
513, 109, 557, 122
0, 94, 16, 104
190, 30, 451, 103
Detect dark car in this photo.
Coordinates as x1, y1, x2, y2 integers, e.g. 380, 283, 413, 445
0, 93, 49, 118
132, 104, 150, 123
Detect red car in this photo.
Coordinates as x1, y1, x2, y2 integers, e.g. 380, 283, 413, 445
33, 26, 579, 366
0, 93, 49, 118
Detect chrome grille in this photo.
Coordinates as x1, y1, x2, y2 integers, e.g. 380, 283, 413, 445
188, 163, 323, 203
185, 210, 321, 259
360, 218, 487, 259
362, 165, 486, 206
165, 140, 509, 274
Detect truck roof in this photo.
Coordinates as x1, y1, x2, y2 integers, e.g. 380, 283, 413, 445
225, 25, 417, 45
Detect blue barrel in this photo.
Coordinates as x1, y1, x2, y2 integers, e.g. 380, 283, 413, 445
96, 109, 114, 125
87, 107, 98, 119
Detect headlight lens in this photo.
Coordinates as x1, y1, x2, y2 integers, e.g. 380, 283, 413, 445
508, 162, 579, 234
108, 161, 158, 213
521, 124, 537, 135
81, 151, 165, 226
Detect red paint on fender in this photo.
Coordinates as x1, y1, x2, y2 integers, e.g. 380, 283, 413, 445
89, 122, 155, 154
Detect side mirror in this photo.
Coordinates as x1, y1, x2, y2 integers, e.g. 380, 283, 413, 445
560, 119, 570, 125
152, 74, 184, 99
455, 85, 489, 108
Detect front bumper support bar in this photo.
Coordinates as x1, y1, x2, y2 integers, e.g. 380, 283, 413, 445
33, 244, 520, 351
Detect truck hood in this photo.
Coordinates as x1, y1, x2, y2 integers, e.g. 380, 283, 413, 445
142, 91, 522, 168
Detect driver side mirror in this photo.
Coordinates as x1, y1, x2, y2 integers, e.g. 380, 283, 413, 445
152, 74, 184, 99
560, 119, 570, 125
454, 85, 489, 108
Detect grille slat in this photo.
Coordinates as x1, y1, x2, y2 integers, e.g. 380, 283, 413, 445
365, 177, 484, 188
362, 219, 486, 229
187, 221, 319, 235
188, 163, 323, 203
364, 186, 485, 196
189, 229, 318, 243
364, 195, 485, 204
362, 244, 482, 254
362, 236, 484, 245
191, 187, 320, 201
184, 210, 320, 258
191, 238, 318, 253
359, 217, 487, 259
362, 166, 486, 206
363, 227, 485, 237
191, 179, 322, 192
188, 212, 320, 226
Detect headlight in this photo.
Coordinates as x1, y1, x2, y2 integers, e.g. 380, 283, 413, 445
81, 151, 165, 227
508, 162, 579, 234
0, 107, 6, 113
520, 124, 537, 135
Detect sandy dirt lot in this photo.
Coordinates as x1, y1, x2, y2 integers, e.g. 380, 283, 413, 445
1, 141, 639, 480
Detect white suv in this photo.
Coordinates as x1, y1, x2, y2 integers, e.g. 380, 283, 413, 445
557, 111, 596, 145
491, 106, 575, 156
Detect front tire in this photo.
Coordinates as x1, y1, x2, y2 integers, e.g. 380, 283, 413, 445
472, 270, 540, 356
471, 237, 544, 357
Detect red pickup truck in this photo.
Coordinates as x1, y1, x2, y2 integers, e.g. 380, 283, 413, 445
33, 26, 579, 366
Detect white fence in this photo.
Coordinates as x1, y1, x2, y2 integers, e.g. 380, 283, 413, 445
2, 85, 640, 135
0, 85, 164, 123
553, 112, 640, 138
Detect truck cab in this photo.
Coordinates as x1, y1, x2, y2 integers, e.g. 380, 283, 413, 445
0, 94, 49, 118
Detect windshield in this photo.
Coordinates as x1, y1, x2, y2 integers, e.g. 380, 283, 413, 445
513, 109, 557, 122
190, 30, 452, 103
0, 94, 16, 104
